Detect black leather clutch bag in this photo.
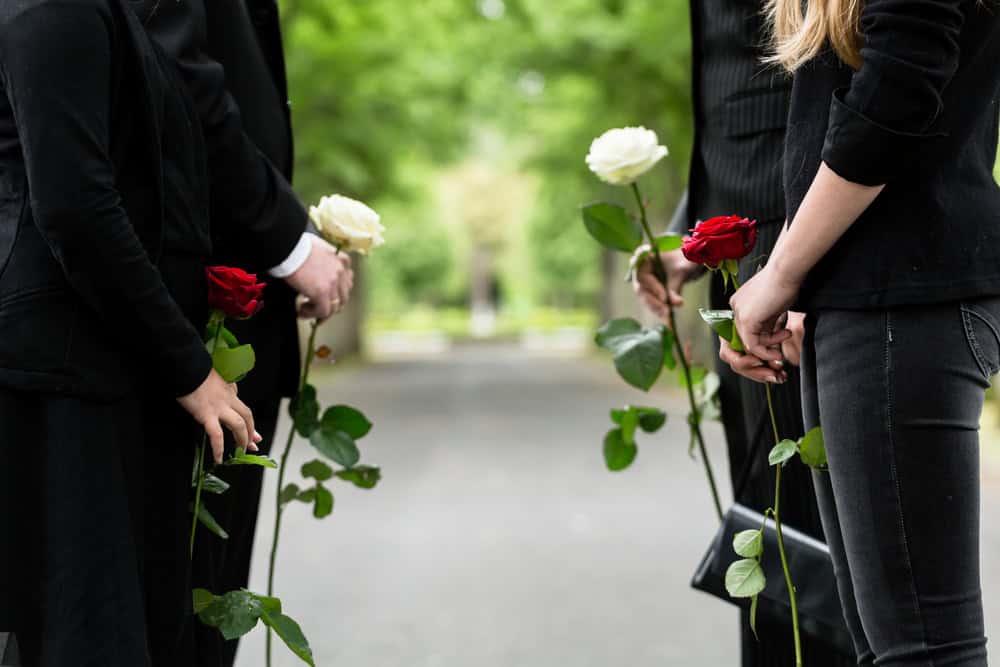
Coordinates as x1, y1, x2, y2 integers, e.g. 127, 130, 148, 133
690, 503, 855, 656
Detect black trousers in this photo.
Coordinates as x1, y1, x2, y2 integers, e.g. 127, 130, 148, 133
801, 301, 991, 665
0, 390, 149, 667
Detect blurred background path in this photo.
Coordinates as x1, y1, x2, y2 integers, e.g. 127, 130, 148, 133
238, 343, 1000, 667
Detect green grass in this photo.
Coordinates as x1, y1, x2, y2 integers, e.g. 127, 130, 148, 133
367, 306, 596, 340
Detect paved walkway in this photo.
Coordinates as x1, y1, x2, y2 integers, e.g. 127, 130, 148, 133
236, 344, 1000, 666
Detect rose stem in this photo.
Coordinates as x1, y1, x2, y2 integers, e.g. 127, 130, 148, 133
631, 183, 723, 521
765, 384, 802, 666
190, 316, 225, 558
266, 319, 320, 667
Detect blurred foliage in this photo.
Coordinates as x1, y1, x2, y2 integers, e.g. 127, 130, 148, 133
281, 0, 693, 317
281, 1, 999, 325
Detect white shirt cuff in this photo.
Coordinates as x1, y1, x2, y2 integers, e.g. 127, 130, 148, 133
267, 233, 313, 278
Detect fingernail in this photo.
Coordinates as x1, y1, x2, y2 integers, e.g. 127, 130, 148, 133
254, 431, 263, 442
249, 443, 259, 452
767, 376, 778, 384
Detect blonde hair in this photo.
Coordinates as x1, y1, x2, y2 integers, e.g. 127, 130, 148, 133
765, 0, 864, 72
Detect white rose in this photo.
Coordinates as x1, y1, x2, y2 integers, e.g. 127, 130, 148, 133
585, 126, 669, 186
309, 194, 386, 255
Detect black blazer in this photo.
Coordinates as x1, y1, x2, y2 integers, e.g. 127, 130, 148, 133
143, 0, 306, 397
788, 0, 1000, 309
134, 0, 307, 272
0, 0, 214, 400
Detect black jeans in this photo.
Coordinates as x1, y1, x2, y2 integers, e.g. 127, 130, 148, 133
800, 300, 995, 666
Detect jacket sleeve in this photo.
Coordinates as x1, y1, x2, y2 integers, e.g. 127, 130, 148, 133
667, 189, 691, 235
821, 0, 965, 185
143, 0, 308, 270
0, 2, 212, 397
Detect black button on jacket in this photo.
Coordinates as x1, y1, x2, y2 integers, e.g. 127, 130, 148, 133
787, 0, 1000, 309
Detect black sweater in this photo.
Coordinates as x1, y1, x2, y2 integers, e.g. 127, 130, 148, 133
787, 0, 1000, 309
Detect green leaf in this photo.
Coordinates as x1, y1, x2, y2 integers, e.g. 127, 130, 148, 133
661, 326, 676, 370
603, 428, 637, 471
619, 407, 639, 446
297, 488, 317, 503
301, 459, 334, 482
693, 372, 722, 424
725, 558, 767, 598
252, 592, 282, 617
611, 406, 666, 436
335, 465, 382, 489
197, 589, 261, 641
798, 426, 827, 469
655, 234, 683, 252
595, 319, 665, 391
225, 449, 278, 469
733, 529, 763, 558
192, 588, 216, 614
768, 439, 799, 467
581, 202, 642, 253
595, 318, 641, 346
201, 473, 230, 495
637, 409, 666, 433
211, 344, 256, 383
195, 503, 229, 540
279, 483, 302, 505
289, 384, 320, 438
309, 427, 361, 468
259, 610, 315, 666
313, 484, 334, 519
699, 309, 745, 353
679, 365, 708, 389
320, 405, 372, 440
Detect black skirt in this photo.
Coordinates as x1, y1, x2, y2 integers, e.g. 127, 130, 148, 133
0, 389, 150, 667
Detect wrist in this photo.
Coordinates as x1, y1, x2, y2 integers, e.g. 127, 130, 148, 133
269, 233, 313, 279
767, 245, 807, 289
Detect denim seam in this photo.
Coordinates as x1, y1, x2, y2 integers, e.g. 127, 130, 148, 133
885, 311, 933, 664
961, 306, 999, 378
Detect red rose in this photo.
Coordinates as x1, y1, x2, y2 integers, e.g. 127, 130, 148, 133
681, 215, 757, 268
206, 266, 266, 320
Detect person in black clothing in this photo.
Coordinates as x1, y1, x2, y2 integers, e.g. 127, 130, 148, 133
0, 0, 263, 664
727, 0, 1000, 663
139, 2, 355, 664
140, 1, 320, 664
634, 1, 854, 664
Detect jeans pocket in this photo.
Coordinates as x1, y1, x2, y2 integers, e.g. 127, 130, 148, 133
961, 299, 1000, 380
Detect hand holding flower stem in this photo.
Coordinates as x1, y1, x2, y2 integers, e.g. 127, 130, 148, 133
189, 317, 225, 558
266, 196, 384, 667
631, 183, 723, 521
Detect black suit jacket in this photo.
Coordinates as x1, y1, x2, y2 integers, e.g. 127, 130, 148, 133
144, 0, 305, 397
0, 0, 215, 400
137, 0, 307, 271
671, 0, 791, 234
205, 0, 303, 398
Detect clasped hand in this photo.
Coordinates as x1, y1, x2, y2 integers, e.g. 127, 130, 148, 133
725, 265, 804, 383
